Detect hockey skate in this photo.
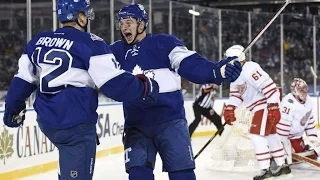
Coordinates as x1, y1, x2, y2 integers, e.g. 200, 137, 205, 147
272, 163, 292, 178
253, 168, 273, 180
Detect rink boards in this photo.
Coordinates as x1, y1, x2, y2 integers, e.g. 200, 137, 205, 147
0, 98, 320, 179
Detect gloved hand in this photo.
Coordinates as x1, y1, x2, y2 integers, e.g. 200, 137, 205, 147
135, 74, 159, 102
223, 105, 236, 125
217, 56, 242, 82
267, 103, 281, 125
308, 136, 320, 147
3, 108, 27, 128
308, 136, 320, 156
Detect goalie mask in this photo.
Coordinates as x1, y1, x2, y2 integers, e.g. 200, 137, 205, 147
290, 78, 308, 102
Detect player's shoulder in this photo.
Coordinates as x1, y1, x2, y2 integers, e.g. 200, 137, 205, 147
306, 95, 314, 106
152, 33, 185, 51
152, 33, 179, 43
84, 33, 112, 56
244, 61, 261, 69
242, 61, 260, 74
109, 39, 124, 48
281, 93, 295, 106
29, 30, 53, 44
24, 30, 53, 53
86, 33, 107, 45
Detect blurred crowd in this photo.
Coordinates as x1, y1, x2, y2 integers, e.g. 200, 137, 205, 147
175, 9, 319, 97
1, 3, 320, 101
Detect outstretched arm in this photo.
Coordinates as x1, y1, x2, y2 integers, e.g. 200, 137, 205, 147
87, 44, 158, 102
162, 34, 241, 84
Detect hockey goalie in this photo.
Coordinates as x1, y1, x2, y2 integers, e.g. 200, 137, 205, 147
277, 78, 320, 164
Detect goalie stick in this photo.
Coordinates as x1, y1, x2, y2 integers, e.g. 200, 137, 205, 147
292, 152, 320, 168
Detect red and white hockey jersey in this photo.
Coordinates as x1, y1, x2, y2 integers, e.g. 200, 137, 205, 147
277, 93, 317, 139
227, 61, 280, 112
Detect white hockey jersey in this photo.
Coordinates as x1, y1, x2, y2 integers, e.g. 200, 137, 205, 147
227, 61, 280, 112
277, 93, 317, 139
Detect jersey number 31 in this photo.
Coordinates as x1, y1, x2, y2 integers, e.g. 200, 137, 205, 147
32, 47, 72, 94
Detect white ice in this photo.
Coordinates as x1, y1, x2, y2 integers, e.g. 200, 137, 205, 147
20, 137, 320, 180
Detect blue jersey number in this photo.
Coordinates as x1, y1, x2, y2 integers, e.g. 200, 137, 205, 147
32, 47, 72, 94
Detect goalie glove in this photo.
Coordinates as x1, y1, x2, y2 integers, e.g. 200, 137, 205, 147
308, 136, 320, 148
223, 105, 236, 125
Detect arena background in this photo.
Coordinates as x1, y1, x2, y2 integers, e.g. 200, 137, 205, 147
1, 0, 320, 179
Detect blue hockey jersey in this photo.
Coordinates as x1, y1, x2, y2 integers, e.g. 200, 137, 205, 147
109, 33, 224, 127
5, 27, 147, 129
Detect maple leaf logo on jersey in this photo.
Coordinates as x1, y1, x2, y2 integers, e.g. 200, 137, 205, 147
132, 65, 143, 75
132, 65, 155, 79
236, 82, 247, 95
144, 70, 155, 79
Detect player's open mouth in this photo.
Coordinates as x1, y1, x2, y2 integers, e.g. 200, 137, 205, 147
124, 32, 132, 40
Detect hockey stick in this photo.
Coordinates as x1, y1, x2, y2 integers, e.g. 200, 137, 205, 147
292, 152, 320, 168
243, 0, 291, 54
194, 121, 228, 160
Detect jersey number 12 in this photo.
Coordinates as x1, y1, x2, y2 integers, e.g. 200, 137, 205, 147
32, 47, 72, 94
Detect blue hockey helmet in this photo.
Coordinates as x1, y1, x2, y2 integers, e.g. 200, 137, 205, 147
57, 0, 95, 23
116, 4, 149, 30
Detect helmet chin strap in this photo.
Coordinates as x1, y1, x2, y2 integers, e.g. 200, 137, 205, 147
76, 19, 88, 32
122, 23, 145, 45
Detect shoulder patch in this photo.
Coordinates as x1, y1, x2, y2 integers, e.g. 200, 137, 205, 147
90, 33, 103, 41
288, 99, 294, 104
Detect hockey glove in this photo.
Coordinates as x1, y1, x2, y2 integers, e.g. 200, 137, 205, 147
267, 103, 281, 125
3, 108, 27, 128
217, 56, 242, 82
223, 105, 236, 125
308, 136, 320, 148
135, 74, 159, 102
307, 136, 320, 156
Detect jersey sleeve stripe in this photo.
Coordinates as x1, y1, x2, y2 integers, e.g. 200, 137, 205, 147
15, 54, 38, 84
88, 54, 125, 88
168, 46, 196, 71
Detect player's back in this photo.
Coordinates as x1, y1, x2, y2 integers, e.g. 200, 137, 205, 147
26, 27, 104, 129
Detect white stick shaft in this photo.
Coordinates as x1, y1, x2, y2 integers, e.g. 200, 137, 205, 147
243, 0, 290, 54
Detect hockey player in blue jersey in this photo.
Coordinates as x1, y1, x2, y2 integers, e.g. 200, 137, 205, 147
109, 4, 242, 180
2, 0, 159, 180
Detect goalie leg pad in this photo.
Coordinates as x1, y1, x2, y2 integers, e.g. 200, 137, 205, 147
168, 169, 196, 180
129, 166, 154, 180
